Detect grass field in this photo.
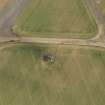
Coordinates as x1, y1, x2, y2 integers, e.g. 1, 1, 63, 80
13, 0, 98, 38
0, 44, 105, 105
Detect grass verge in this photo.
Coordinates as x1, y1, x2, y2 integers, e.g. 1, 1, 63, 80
13, 0, 98, 39
0, 44, 105, 105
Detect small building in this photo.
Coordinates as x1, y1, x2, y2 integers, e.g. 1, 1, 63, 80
42, 53, 55, 62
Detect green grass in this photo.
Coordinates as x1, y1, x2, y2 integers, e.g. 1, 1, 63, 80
13, 0, 98, 38
0, 44, 105, 105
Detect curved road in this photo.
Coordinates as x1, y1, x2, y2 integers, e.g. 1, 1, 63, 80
0, 0, 28, 37
0, 0, 105, 49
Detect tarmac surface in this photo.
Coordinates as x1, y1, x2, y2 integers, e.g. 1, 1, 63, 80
0, 0, 28, 37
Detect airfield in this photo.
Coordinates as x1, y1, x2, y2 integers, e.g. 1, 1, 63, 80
0, 0, 105, 105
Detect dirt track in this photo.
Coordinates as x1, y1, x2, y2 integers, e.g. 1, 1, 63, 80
85, 0, 105, 41
0, 0, 105, 49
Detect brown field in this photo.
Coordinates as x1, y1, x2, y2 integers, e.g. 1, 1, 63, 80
0, 0, 8, 8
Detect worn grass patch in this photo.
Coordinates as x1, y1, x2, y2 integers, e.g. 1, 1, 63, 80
13, 0, 98, 38
0, 44, 105, 105
0, 0, 8, 8
97, 0, 105, 16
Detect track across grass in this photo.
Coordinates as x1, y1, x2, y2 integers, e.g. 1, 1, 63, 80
0, 44, 105, 105
13, 0, 98, 38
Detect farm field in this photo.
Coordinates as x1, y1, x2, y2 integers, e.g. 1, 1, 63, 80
0, 44, 105, 105
13, 0, 98, 38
